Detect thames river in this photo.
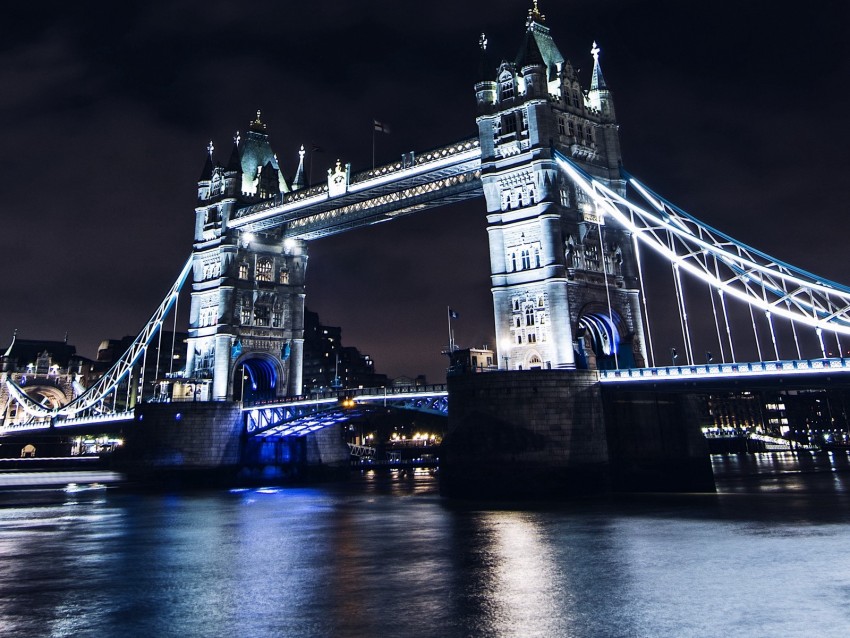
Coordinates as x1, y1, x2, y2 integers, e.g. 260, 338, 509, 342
2, 452, 850, 637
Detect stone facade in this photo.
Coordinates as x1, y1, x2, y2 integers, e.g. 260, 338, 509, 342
187, 114, 307, 401
476, 12, 646, 372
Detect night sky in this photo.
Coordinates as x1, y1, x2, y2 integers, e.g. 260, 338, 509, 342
3, 1, 849, 380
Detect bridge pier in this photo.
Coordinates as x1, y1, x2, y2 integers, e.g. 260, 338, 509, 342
116, 402, 349, 485
441, 371, 714, 499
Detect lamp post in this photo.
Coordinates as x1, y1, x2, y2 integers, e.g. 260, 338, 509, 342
240, 367, 247, 406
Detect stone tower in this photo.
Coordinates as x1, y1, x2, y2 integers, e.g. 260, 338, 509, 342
475, 3, 646, 371
186, 112, 307, 401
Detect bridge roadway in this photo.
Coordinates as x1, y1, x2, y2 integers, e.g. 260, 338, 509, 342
230, 138, 482, 239
6, 358, 850, 437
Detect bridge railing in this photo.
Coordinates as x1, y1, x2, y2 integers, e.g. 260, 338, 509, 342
599, 357, 850, 383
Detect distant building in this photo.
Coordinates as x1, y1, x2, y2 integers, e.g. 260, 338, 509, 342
0, 335, 94, 428
95, 331, 191, 402
301, 309, 388, 393
447, 346, 496, 375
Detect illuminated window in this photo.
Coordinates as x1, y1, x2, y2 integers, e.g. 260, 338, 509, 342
500, 79, 514, 101
240, 295, 251, 325
254, 303, 270, 326
256, 258, 273, 282
279, 269, 289, 284
238, 262, 249, 279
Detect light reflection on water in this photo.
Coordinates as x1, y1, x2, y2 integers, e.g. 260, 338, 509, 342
1, 454, 850, 637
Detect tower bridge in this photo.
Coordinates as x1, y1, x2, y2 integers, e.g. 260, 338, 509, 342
3, 3, 849, 494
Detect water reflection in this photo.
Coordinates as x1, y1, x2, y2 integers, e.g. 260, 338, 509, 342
0, 459, 849, 637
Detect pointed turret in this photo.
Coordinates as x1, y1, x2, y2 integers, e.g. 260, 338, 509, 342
516, 1, 564, 85
199, 141, 214, 182
591, 41, 608, 91
239, 110, 290, 196
227, 131, 242, 172
588, 41, 615, 120
292, 145, 306, 190
475, 33, 497, 111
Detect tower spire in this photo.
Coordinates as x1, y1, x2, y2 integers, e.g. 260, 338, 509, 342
527, 0, 545, 27
199, 140, 214, 181
590, 41, 608, 91
292, 145, 306, 190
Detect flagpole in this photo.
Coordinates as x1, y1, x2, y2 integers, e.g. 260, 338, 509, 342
372, 125, 375, 171
447, 306, 453, 352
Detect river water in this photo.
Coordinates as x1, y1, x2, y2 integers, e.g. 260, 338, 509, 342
2, 452, 850, 637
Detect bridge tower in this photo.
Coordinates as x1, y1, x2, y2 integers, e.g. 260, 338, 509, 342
186, 113, 306, 401
476, 5, 646, 371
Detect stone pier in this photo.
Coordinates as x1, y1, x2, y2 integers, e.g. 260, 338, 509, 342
440, 370, 714, 499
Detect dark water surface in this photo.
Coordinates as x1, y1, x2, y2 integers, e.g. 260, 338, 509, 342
2, 452, 850, 637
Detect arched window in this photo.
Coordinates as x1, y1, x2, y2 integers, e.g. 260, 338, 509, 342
256, 258, 273, 282
525, 307, 535, 326
534, 247, 540, 268
511, 252, 517, 272
279, 268, 289, 284
238, 262, 249, 279
272, 302, 283, 328
500, 73, 515, 101
516, 317, 521, 328
521, 250, 531, 270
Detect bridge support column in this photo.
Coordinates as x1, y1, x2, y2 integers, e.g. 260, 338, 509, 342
441, 370, 715, 499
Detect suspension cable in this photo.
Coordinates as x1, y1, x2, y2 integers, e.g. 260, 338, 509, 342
748, 302, 763, 362
705, 252, 725, 363
597, 216, 619, 369
169, 291, 179, 377
632, 228, 655, 366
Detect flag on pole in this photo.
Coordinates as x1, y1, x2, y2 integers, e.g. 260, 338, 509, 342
449, 308, 459, 319
373, 119, 391, 134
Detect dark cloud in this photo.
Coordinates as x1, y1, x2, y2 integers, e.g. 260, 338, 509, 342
2, 0, 849, 379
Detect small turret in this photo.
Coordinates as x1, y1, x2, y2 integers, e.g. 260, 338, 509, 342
199, 141, 214, 182
475, 33, 497, 112
239, 110, 290, 197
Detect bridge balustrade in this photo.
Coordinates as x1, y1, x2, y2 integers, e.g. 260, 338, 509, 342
598, 357, 850, 383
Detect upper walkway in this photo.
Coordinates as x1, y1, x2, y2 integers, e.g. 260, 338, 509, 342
230, 139, 482, 239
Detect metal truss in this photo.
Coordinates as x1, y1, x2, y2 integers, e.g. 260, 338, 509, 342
555, 150, 850, 340
245, 387, 448, 436
4, 256, 193, 421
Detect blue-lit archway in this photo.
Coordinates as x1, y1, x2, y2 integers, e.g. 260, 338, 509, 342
576, 311, 635, 371
233, 354, 282, 402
